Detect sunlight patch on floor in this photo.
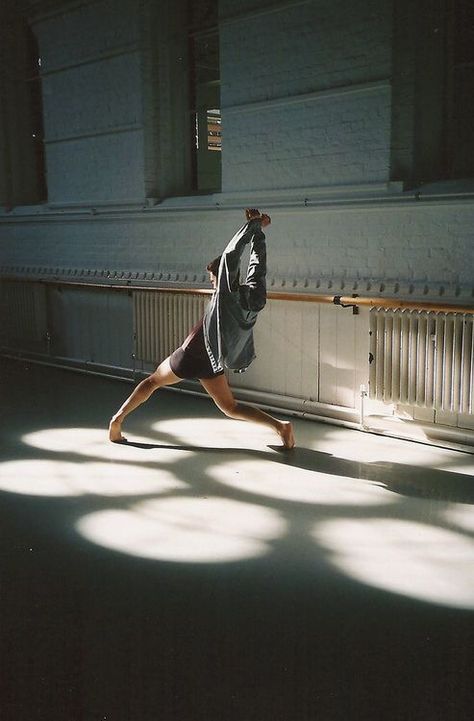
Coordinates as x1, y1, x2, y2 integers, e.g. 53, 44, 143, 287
314, 430, 459, 467
208, 459, 398, 506
22, 428, 190, 463
312, 518, 474, 609
151, 417, 274, 449
76, 496, 287, 563
0, 459, 187, 497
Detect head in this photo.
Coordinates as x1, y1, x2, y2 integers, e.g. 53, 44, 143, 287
260, 213, 271, 228
206, 255, 221, 288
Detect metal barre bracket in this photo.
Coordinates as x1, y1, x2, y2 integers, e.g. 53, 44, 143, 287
333, 295, 359, 315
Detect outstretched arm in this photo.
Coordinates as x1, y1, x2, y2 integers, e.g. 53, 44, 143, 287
219, 217, 264, 293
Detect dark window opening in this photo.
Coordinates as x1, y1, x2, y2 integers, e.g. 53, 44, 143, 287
25, 22, 47, 202
445, 0, 474, 179
391, 0, 474, 187
188, 1, 221, 192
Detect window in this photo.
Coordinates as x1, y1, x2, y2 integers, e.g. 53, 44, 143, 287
391, 0, 474, 187
1, 11, 47, 207
206, 108, 222, 152
25, 22, 47, 203
188, 0, 221, 192
445, 0, 474, 178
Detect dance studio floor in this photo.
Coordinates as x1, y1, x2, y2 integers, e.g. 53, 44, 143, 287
1, 358, 473, 720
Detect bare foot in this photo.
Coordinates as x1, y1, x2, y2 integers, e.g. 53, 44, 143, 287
109, 418, 127, 443
278, 421, 295, 449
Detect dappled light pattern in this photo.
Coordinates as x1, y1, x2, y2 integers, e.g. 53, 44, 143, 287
208, 459, 398, 506
4, 408, 474, 606
22, 428, 189, 463
77, 497, 287, 563
313, 519, 474, 609
0, 459, 187, 497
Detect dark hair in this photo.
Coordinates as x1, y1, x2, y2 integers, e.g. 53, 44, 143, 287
206, 256, 221, 277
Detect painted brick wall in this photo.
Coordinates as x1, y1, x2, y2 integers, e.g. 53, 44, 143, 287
34, 0, 145, 203
1, 199, 473, 302
220, 0, 392, 191
222, 88, 391, 191
220, 0, 390, 104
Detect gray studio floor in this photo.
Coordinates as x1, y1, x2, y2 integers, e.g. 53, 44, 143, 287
1, 358, 473, 721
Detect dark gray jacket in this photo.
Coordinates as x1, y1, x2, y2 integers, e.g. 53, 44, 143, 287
203, 218, 267, 373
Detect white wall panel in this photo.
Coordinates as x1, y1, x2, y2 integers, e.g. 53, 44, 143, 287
319, 304, 368, 408
48, 286, 133, 367
231, 299, 320, 401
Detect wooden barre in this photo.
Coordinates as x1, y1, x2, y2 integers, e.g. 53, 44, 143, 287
2, 277, 474, 314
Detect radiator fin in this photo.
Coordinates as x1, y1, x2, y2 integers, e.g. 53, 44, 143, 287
369, 309, 474, 413
133, 292, 207, 363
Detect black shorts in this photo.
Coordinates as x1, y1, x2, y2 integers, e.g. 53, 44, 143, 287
169, 346, 224, 380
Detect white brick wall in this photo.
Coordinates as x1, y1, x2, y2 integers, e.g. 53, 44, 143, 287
1, 200, 473, 303
222, 87, 391, 191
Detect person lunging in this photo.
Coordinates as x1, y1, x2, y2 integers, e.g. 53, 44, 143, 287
108, 209, 295, 449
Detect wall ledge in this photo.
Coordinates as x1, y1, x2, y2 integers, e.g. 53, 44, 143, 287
222, 79, 391, 115
3, 180, 474, 223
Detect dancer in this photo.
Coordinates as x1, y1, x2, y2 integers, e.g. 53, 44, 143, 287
108, 209, 295, 449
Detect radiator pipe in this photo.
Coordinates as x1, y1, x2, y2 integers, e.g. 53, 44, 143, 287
359, 383, 368, 428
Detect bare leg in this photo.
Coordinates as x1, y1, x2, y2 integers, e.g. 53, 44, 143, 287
200, 374, 295, 449
109, 357, 181, 442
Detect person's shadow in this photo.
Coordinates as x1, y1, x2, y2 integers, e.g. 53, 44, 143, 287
119, 440, 474, 505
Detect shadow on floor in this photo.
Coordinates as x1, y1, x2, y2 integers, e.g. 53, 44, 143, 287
121, 438, 474, 505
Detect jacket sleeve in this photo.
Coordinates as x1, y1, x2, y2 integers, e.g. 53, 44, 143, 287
219, 219, 262, 294
240, 234, 267, 311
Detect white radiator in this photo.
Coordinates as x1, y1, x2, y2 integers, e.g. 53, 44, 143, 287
133, 291, 208, 363
369, 308, 474, 413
